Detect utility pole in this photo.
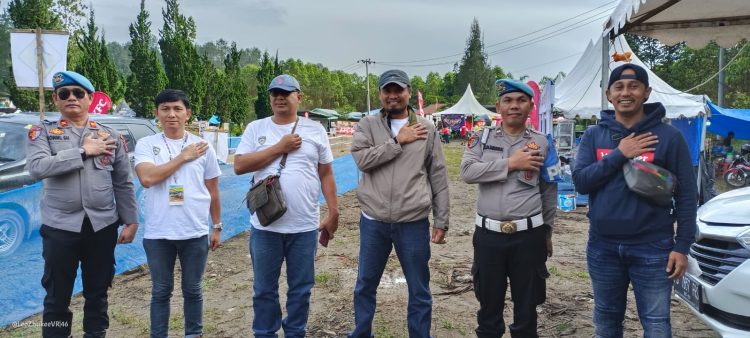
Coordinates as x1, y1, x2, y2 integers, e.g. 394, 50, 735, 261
358, 58, 374, 113
718, 48, 726, 106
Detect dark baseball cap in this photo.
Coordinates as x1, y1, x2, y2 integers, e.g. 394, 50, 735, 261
378, 70, 410, 89
608, 64, 649, 88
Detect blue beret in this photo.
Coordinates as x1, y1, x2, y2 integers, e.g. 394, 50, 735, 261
268, 74, 301, 92
52, 71, 95, 93
495, 79, 533, 98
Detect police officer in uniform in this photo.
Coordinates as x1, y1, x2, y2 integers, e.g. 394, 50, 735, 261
26, 71, 138, 338
460, 79, 557, 338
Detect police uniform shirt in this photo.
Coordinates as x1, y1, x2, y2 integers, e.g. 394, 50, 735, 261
460, 127, 557, 226
25, 119, 138, 232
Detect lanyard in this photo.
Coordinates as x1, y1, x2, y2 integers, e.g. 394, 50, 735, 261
161, 133, 189, 184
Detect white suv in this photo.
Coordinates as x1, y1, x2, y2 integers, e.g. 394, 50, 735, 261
675, 186, 750, 337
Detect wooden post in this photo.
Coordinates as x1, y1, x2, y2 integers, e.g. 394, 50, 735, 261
35, 27, 45, 121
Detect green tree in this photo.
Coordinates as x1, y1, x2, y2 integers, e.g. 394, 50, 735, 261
73, 7, 124, 104
159, 0, 206, 114
440, 71, 457, 105
423, 71, 444, 106
624, 33, 683, 69
454, 18, 495, 105
107, 41, 131, 76
409, 75, 425, 107
222, 42, 250, 127
199, 54, 222, 121
0, 7, 11, 97
6, 0, 63, 111
125, 0, 166, 117
254, 51, 281, 119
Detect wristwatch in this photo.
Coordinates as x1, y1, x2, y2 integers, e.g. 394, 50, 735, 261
79, 147, 86, 159
212, 222, 223, 231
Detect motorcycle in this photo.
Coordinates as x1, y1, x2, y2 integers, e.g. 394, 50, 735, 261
723, 144, 750, 188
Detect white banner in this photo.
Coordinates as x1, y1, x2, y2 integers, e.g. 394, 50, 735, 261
10, 30, 69, 89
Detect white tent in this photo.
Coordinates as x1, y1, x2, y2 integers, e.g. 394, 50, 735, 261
605, 0, 750, 48
434, 84, 496, 117
554, 34, 705, 119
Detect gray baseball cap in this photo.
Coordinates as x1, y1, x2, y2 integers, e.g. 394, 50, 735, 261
378, 70, 410, 89
268, 74, 301, 92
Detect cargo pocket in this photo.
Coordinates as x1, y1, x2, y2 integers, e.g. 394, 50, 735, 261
534, 265, 550, 305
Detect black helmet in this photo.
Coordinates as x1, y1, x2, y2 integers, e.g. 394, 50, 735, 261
741, 143, 750, 155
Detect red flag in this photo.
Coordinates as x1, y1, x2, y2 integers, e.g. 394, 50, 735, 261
417, 91, 425, 117
526, 81, 541, 130
88, 91, 112, 114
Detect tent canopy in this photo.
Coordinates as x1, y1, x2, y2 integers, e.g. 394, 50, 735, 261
435, 84, 497, 118
309, 108, 340, 120
707, 101, 750, 140
605, 0, 750, 48
554, 34, 705, 119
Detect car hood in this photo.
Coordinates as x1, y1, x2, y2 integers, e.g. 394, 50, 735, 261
698, 187, 750, 225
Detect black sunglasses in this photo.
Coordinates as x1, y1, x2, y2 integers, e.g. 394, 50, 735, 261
269, 89, 298, 97
56, 88, 87, 100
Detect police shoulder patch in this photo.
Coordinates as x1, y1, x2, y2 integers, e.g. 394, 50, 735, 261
28, 126, 43, 141
467, 135, 479, 149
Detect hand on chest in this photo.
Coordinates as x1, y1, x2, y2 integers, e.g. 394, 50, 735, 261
255, 132, 319, 162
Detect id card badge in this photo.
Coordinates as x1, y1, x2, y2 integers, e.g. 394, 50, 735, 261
169, 185, 185, 205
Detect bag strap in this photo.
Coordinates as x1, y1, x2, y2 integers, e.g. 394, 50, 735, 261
277, 117, 300, 176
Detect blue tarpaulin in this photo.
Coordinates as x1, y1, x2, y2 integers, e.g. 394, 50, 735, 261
0, 154, 359, 326
707, 101, 750, 140
670, 116, 703, 166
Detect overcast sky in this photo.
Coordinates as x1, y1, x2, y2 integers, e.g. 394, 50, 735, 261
67, 0, 617, 81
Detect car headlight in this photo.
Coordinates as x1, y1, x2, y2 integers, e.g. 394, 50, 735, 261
738, 228, 750, 251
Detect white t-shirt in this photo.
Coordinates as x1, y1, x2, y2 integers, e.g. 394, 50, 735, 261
362, 117, 408, 221
236, 117, 334, 233
134, 132, 221, 240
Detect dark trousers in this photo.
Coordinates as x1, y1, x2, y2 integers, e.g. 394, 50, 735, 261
472, 224, 549, 338
40, 219, 118, 338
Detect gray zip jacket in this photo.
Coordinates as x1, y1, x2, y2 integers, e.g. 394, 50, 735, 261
351, 109, 450, 230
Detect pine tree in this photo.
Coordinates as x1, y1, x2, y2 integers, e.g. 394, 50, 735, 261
125, 0, 166, 118
73, 7, 124, 105
223, 42, 250, 127
254, 51, 281, 120
159, 0, 206, 114
454, 18, 495, 104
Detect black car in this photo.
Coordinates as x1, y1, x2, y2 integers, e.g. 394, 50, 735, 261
0, 112, 158, 256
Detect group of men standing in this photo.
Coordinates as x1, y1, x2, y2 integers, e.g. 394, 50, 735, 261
28, 62, 695, 338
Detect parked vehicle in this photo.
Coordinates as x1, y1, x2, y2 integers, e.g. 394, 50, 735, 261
723, 144, 750, 187
0, 112, 158, 256
674, 186, 750, 337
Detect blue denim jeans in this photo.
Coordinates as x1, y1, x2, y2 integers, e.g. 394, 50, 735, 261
143, 235, 209, 338
587, 236, 675, 338
349, 216, 432, 338
249, 227, 318, 338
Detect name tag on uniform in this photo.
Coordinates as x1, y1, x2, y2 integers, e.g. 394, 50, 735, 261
169, 185, 185, 205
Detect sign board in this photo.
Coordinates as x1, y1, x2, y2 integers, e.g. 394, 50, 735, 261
10, 30, 69, 89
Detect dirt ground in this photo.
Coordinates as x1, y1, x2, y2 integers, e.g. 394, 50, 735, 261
2, 142, 719, 338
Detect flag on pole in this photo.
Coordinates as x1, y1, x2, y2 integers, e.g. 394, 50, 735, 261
417, 91, 425, 117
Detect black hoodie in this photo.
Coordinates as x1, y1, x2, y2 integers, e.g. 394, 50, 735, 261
573, 103, 697, 254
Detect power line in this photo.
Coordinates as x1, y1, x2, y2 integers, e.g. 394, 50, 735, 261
487, 12, 611, 56
358, 58, 375, 112
507, 51, 584, 74
379, 11, 611, 68
376, 1, 617, 65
